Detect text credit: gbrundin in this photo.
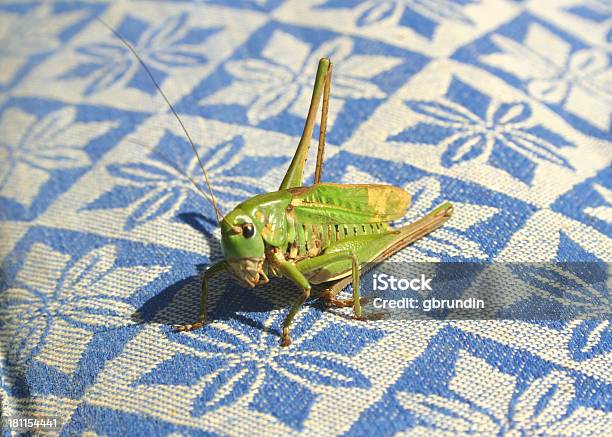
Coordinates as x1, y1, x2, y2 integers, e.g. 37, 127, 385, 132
371, 273, 484, 312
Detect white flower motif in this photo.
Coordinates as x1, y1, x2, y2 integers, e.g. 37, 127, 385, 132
90, 134, 277, 229
397, 93, 574, 178
0, 4, 83, 85
396, 350, 612, 435
0, 107, 116, 207
135, 310, 379, 427
585, 183, 612, 223
574, 0, 612, 18
398, 0, 474, 24
341, 166, 497, 260
569, 320, 610, 359
63, 12, 220, 95
510, 263, 611, 318
0, 243, 167, 374
482, 23, 612, 129
353, 0, 474, 27
203, 30, 402, 124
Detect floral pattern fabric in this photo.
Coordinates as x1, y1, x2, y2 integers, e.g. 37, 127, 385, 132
0, 1, 610, 436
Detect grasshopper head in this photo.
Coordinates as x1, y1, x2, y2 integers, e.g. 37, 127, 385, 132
220, 208, 267, 288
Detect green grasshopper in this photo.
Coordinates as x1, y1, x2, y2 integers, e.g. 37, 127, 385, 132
101, 20, 453, 346
174, 58, 453, 346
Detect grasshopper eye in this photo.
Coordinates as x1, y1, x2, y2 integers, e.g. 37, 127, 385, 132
242, 223, 255, 238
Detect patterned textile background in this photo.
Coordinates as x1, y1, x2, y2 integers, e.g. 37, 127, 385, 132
0, 0, 610, 435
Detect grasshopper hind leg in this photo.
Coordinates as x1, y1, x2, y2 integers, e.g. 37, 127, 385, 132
314, 202, 453, 317
318, 250, 366, 317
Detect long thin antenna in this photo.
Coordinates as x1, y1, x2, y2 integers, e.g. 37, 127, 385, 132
125, 137, 213, 201
95, 16, 223, 224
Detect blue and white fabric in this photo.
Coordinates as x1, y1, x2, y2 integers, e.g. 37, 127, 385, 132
0, 1, 610, 435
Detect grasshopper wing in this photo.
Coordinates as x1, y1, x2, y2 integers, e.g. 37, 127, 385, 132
289, 183, 411, 224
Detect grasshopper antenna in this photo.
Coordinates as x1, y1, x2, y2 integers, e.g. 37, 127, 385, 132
95, 16, 223, 224
124, 137, 214, 202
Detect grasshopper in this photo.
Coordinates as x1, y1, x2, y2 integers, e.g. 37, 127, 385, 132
102, 20, 453, 346
175, 58, 453, 346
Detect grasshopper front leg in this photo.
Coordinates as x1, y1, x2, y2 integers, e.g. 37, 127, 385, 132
278, 262, 312, 347
175, 261, 227, 332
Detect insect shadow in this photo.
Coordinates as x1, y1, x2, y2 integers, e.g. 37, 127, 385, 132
130, 211, 329, 336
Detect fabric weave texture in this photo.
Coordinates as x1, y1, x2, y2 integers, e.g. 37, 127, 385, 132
0, 0, 610, 435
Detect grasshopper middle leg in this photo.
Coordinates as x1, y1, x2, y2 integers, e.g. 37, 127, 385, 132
279, 250, 362, 346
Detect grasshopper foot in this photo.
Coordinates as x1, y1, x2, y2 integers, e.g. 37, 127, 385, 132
174, 320, 205, 332
323, 295, 369, 309
281, 327, 292, 347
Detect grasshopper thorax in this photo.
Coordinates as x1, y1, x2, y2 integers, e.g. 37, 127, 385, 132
221, 208, 267, 288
